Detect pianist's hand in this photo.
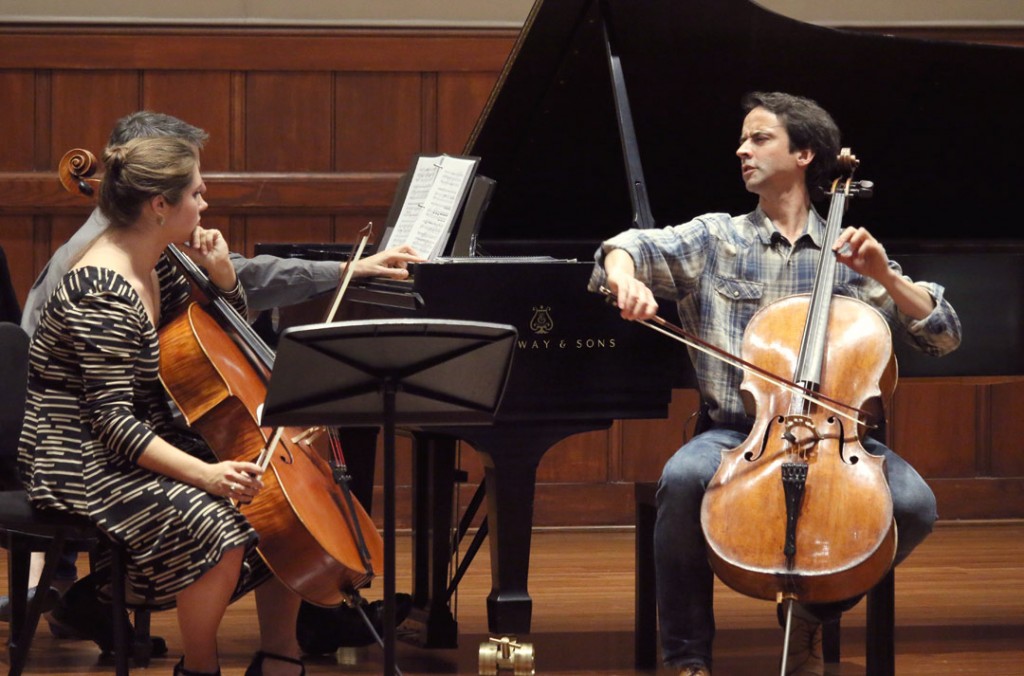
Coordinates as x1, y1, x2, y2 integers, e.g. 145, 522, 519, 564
343, 244, 424, 280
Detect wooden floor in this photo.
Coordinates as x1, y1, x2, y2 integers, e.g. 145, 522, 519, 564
2, 520, 1022, 675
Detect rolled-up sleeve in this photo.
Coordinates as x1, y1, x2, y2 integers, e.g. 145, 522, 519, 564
899, 280, 962, 357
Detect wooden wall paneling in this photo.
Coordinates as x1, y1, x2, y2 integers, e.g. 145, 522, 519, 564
420, 72, 439, 154
230, 72, 247, 171
0, 218, 35, 308
891, 379, 978, 477
437, 72, 502, 154
245, 72, 334, 171
33, 71, 52, 171
929, 477, 1024, 519
533, 482, 635, 527
334, 72, 425, 172
619, 387, 701, 482
987, 379, 1024, 476
0, 72, 36, 171
142, 71, 235, 171
49, 71, 139, 168
0, 30, 518, 74
536, 428, 612, 483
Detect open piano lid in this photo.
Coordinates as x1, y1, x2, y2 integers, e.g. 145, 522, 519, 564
465, 0, 1024, 248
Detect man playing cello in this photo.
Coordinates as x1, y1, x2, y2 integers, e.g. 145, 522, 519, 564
589, 91, 961, 675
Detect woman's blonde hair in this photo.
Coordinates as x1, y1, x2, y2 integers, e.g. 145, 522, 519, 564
99, 136, 198, 227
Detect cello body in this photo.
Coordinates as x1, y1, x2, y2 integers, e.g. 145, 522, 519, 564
160, 302, 384, 606
700, 294, 897, 602
701, 154, 897, 605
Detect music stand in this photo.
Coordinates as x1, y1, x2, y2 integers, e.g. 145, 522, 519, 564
262, 318, 517, 675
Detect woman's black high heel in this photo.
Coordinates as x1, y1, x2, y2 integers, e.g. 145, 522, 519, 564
173, 656, 221, 676
244, 650, 305, 676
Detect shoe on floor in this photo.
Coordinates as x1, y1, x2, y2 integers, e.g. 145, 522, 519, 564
679, 665, 711, 676
784, 613, 824, 675
297, 593, 413, 654
0, 586, 62, 622
47, 581, 167, 659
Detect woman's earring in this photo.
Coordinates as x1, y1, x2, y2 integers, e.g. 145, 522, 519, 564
157, 214, 165, 226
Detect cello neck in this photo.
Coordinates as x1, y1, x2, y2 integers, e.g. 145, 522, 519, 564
791, 148, 872, 399
165, 244, 276, 373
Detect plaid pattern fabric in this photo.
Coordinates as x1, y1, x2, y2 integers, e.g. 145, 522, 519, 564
589, 207, 961, 426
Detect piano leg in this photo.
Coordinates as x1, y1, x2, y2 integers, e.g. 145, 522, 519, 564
451, 421, 611, 636
403, 432, 460, 648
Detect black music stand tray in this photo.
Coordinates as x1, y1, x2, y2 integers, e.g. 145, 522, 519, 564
262, 318, 517, 675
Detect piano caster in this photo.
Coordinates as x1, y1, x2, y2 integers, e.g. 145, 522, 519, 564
478, 636, 535, 676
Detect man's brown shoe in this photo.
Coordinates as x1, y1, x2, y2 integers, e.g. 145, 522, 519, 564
784, 614, 824, 675
679, 666, 710, 676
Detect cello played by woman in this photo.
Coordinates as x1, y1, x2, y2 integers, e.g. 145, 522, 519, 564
18, 136, 302, 676
589, 92, 961, 675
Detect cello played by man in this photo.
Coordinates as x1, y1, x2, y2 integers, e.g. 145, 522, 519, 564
589, 91, 961, 675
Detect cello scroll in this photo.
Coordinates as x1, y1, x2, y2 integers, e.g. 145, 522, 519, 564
58, 148, 101, 197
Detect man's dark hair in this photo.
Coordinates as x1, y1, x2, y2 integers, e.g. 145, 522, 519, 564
108, 111, 208, 148
742, 91, 841, 191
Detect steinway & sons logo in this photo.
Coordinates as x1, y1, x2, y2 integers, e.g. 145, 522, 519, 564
529, 305, 554, 334
519, 305, 617, 350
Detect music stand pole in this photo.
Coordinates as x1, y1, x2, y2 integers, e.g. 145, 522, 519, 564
382, 378, 397, 675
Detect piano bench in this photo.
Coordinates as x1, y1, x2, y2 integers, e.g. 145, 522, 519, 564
633, 481, 895, 674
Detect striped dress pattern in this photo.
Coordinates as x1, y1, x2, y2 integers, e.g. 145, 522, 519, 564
17, 254, 270, 608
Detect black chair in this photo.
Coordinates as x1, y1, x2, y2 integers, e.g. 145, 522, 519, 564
632, 401, 896, 675
0, 322, 146, 676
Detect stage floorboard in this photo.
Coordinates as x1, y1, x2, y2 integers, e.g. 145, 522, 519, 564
2, 520, 1022, 674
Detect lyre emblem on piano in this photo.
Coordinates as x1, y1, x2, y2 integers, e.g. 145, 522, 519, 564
529, 306, 554, 335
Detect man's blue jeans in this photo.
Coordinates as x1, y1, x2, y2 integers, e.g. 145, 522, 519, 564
655, 427, 937, 669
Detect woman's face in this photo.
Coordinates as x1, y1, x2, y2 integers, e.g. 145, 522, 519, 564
164, 166, 207, 238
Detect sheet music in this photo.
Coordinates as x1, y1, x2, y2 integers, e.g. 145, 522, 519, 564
382, 154, 477, 260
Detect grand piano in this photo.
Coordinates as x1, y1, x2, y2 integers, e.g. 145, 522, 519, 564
261, 0, 1024, 654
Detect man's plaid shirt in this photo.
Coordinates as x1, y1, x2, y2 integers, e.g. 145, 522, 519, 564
589, 207, 961, 427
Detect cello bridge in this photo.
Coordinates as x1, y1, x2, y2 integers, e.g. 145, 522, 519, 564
781, 415, 821, 459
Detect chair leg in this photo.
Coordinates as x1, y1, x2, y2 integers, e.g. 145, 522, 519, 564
132, 608, 152, 667
7, 534, 66, 676
821, 617, 840, 664
634, 482, 658, 669
866, 569, 895, 676
110, 546, 130, 676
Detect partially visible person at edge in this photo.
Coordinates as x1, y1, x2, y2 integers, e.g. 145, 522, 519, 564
5, 111, 421, 657
588, 91, 961, 676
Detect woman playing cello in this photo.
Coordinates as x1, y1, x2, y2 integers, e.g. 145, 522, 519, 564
18, 136, 302, 676
589, 92, 961, 675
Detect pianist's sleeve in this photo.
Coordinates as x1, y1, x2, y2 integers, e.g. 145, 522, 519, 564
229, 253, 341, 312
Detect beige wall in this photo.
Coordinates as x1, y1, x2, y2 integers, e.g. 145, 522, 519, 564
0, 0, 1022, 27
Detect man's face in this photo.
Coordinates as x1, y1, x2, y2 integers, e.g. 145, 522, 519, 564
736, 107, 812, 195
